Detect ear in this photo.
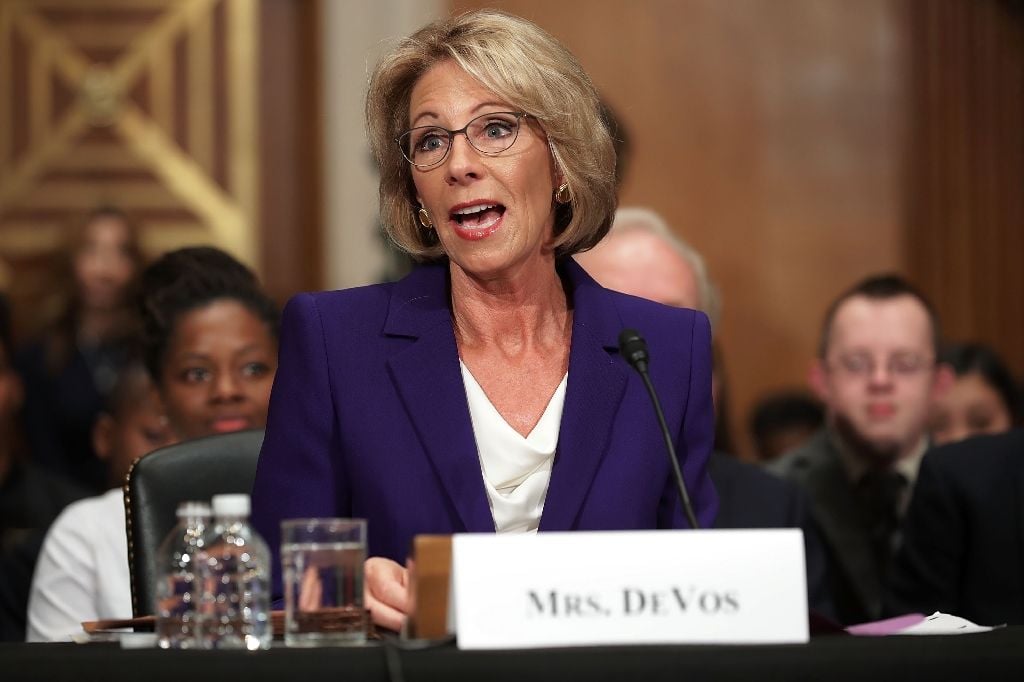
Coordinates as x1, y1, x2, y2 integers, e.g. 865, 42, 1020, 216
807, 359, 830, 403
931, 362, 956, 399
93, 413, 115, 462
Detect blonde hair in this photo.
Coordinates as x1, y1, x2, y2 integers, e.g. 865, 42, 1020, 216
366, 9, 616, 261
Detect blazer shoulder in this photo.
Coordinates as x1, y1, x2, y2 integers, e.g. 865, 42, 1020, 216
283, 281, 397, 332
604, 289, 710, 344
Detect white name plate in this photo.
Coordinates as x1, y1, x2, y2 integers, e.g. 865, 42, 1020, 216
451, 529, 808, 649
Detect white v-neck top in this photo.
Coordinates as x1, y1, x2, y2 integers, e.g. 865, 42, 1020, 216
460, 361, 568, 534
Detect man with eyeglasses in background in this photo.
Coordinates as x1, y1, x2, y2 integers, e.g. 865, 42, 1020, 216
771, 275, 953, 625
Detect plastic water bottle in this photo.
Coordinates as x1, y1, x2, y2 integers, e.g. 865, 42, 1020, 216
155, 501, 210, 649
199, 494, 272, 650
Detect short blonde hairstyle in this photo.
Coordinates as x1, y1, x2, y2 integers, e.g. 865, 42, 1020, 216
366, 9, 617, 261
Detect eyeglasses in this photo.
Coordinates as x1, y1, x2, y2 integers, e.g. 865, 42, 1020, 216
827, 352, 935, 379
395, 112, 527, 169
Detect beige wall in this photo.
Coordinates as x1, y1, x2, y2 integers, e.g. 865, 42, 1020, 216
321, 0, 444, 290
453, 0, 907, 456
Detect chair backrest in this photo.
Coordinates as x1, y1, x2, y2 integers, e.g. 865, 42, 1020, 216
125, 429, 264, 617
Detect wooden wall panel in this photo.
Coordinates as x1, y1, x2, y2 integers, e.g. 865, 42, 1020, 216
451, 0, 907, 456
905, 0, 1024, 377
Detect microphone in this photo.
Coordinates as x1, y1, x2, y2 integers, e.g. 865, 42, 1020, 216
618, 328, 701, 530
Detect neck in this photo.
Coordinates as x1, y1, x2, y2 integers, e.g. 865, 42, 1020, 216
449, 258, 570, 353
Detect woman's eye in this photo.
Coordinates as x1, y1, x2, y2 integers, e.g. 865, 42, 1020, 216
483, 121, 513, 138
416, 132, 446, 152
181, 367, 210, 383
241, 362, 270, 378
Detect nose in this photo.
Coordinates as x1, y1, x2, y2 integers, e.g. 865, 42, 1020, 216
444, 133, 482, 185
867, 362, 894, 390
210, 370, 243, 402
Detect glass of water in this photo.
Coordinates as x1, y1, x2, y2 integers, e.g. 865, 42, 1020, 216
281, 518, 367, 647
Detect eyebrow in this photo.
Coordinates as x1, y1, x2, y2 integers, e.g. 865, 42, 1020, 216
409, 101, 512, 128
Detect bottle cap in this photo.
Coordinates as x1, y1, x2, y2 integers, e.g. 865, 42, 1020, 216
176, 501, 211, 518
212, 493, 250, 517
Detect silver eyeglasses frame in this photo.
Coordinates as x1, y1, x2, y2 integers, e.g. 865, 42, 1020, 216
395, 111, 528, 169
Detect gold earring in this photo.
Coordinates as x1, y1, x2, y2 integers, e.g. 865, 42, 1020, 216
417, 207, 433, 229
555, 183, 571, 205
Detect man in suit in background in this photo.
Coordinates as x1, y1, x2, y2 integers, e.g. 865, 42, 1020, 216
772, 275, 952, 624
887, 429, 1024, 625
575, 206, 832, 617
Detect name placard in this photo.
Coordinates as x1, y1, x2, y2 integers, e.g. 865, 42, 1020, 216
451, 529, 808, 649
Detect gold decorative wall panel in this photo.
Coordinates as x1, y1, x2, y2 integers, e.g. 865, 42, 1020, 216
0, 0, 259, 298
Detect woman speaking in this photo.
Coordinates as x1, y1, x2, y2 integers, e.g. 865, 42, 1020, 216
251, 9, 717, 631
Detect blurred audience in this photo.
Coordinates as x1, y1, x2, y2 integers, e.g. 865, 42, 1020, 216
888, 429, 1024, 625
16, 207, 144, 493
772, 275, 952, 625
929, 342, 1021, 447
575, 207, 832, 617
0, 295, 89, 641
749, 390, 825, 463
26, 246, 280, 641
27, 360, 175, 641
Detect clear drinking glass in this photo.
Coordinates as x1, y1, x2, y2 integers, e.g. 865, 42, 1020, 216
281, 518, 367, 646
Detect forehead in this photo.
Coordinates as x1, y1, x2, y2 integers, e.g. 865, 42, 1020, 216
170, 300, 271, 353
408, 60, 510, 125
828, 294, 933, 353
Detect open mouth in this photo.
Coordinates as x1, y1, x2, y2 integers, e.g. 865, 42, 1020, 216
450, 203, 506, 239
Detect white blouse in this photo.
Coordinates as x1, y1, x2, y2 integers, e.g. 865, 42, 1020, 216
460, 361, 567, 534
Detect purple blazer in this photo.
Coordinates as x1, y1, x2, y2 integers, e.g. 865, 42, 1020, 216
251, 260, 717, 594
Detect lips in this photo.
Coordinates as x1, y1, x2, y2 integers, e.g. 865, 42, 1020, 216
866, 403, 896, 419
449, 201, 506, 240
210, 416, 252, 433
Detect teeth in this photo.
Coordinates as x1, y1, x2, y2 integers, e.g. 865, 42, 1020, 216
453, 204, 497, 216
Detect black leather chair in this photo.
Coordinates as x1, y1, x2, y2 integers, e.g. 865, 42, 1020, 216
124, 429, 264, 617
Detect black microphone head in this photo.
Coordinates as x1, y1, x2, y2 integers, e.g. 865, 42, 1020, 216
618, 328, 649, 372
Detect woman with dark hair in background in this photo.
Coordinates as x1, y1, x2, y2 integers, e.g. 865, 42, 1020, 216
16, 207, 145, 493
25, 246, 280, 642
929, 342, 1021, 446
138, 246, 279, 441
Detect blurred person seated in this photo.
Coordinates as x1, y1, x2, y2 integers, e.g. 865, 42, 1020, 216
0, 295, 90, 641
26, 246, 279, 641
16, 207, 145, 494
887, 429, 1024, 625
929, 341, 1021, 447
749, 390, 825, 463
771, 275, 953, 625
575, 206, 832, 616
26, 360, 175, 641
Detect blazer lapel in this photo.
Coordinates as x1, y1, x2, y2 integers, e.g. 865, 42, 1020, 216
384, 265, 494, 533
540, 260, 629, 531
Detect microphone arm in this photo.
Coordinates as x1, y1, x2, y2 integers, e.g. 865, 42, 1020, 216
619, 328, 701, 530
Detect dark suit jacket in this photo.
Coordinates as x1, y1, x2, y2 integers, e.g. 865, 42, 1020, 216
887, 429, 1024, 625
709, 452, 834, 618
251, 260, 718, 598
771, 429, 887, 624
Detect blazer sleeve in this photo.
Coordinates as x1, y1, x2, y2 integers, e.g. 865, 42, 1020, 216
886, 452, 964, 616
251, 293, 347, 600
659, 310, 718, 529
